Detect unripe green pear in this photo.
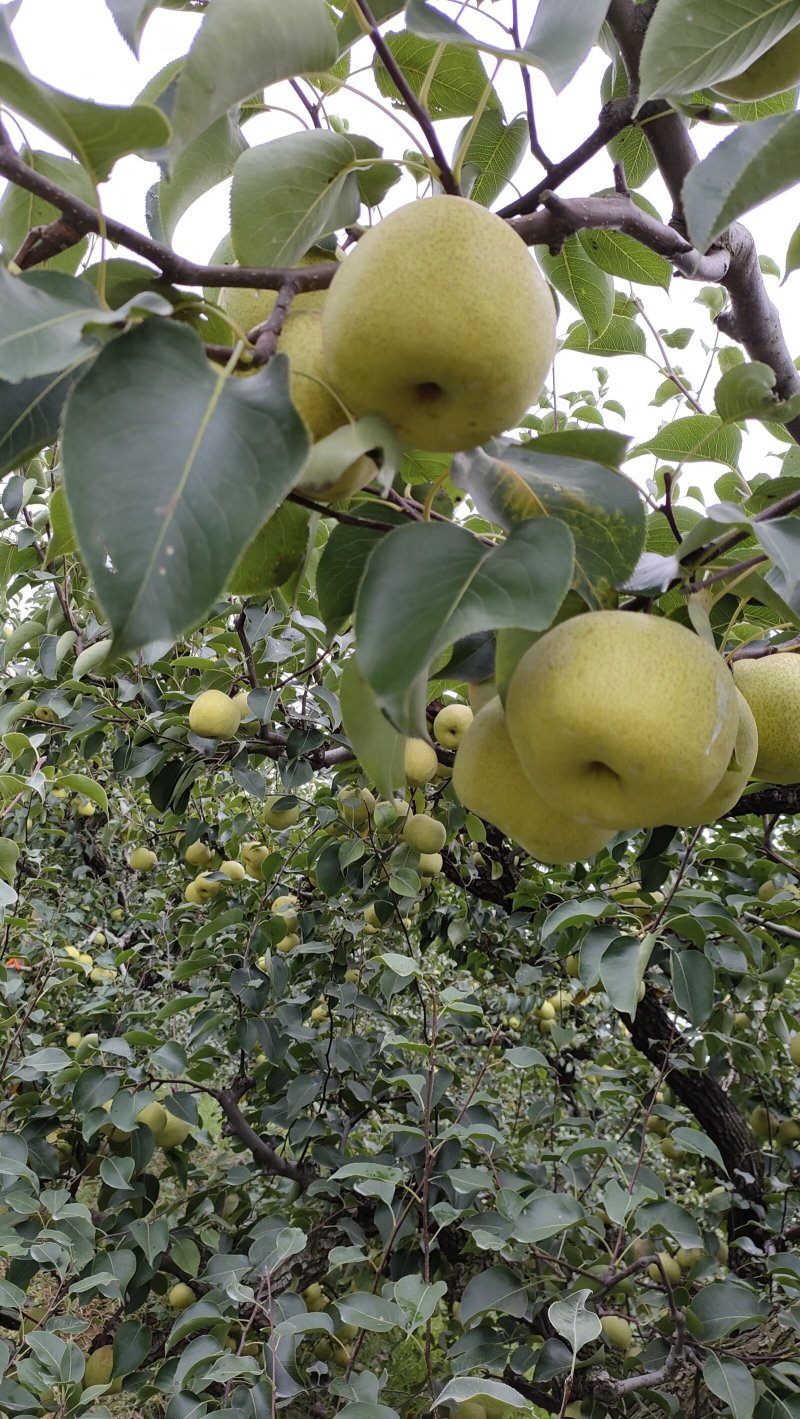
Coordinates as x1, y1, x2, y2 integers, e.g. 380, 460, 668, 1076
758, 879, 778, 902
648, 1251, 681, 1285
506, 612, 739, 831
322, 196, 556, 451
136, 1101, 168, 1135
433, 703, 473, 749
219, 859, 246, 881
84, 1345, 120, 1392
241, 842, 270, 877
271, 894, 299, 931
168, 1282, 195, 1311
790, 1033, 800, 1066
218, 246, 335, 332
404, 737, 439, 787
155, 1112, 191, 1149
185, 839, 214, 869
402, 813, 446, 854
264, 796, 301, 830
671, 690, 758, 827
129, 846, 156, 871
601, 1315, 632, 1352
338, 786, 376, 826
189, 689, 241, 740
733, 655, 800, 783
714, 26, 800, 100
453, 697, 611, 865
453, 1404, 486, 1419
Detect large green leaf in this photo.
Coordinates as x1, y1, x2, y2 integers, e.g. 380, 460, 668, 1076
0, 363, 89, 475
562, 314, 646, 357
548, 1289, 602, 1354
231, 131, 361, 268
703, 1356, 756, 1419
405, 0, 611, 93
0, 11, 169, 181
0, 269, 104, 382
671, 950, 715, 1026
374, 31, 500, 119
61, 321, 308, 654
0, 150, 94, 275
317, 516, 405, 634
627, 415, 742, 470
599, 933, 655, 1018
459, 1267, 528, 1326
155, 110, 247, 246
539, 237, 614, 340
457, 112, 528, 208
105, 0, 161, 55
638, 0, 800, 103
465, 443, 645, 607
512, 1193, 586, 1244
170, 0, 338, 158
601, 64, 657, 189
578, 192, 671, 289
754, 516, 800, 600
354, 518, 574, 730
227, 502, 311, 598
687, 1281, 767, 1343
683, 113, 800, 252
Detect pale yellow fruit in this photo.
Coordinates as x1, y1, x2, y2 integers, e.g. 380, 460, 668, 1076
241, 842, 270, 876
233, 688, 258, 726
546, 989, 571, 1013
402, 813, 446, 854
304, 1283, 329, 1312
565, 954, 580, 979
322, 196, 556, 452
90, 966, 116, 984
264, 795, 301, 830
167, 1282, 195, 1311
155, 1112, 191, 1149
506, 612, 739, 831
733, 1011, 750, 1029
271, 894, 299, 931
733, 654, 800, 783
363, 903, 383, 930
189, 689, 241, 740
76, 799, 96, 817
129, 846, 157, 872
84, 1345, 120, 1392
714, 25, 800, 100
601, 1315, 632, 1352
193, 872, 222, 902
344, 968, 360, 984
418, 851, 443, 876
34, 705, 57, 722
310, 1004, 328, 1022
790, 1033, 800, 1066
778, 1119, 800, 1146
219, 860, 246, 881
750, 1104, 778, 1140
338, 786, 376, 826
671, 690, 758, 826
91, 931, 106, 946
278, 311, 377, 502
539, 1000, 556, 1021
218, 247, 334, 332
110, 907, 124, 921
136, 1101, 168, 1135
185, 839, 214, 869
276, 931, 300, 953
184, 880, 205, 904
468, 680, 497, 714
404, 737, 439, 787
676, 1247, 705, 1270
66, 1031, 82, 1048
648, 1252, 682, 1285
660, 1137, 683, 1160
758, 879, 777, 902
453, 697, 612, 865
433, 702, 474, 750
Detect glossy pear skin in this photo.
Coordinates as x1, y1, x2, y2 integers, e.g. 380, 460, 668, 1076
453, 697, 611, 864
505, 611, 739, 830
733, 653, 800, 783
671, 689, 757, 826
322, 197, 556, 452
715, 26, 800, 100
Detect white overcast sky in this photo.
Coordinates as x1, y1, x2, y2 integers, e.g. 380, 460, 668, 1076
6, 0, 800, 493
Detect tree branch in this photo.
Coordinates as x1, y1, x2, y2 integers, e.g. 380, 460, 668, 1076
499, 98, 636, 219
214, 1082, 316, 1188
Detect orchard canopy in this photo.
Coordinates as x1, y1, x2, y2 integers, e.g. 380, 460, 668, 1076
8, 1, 800, 1417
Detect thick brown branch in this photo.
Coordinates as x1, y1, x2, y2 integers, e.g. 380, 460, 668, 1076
499, 98, 636, 219
214, 1084, 316, 1188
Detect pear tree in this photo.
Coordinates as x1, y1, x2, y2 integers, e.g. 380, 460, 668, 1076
3, 2, 800, 1418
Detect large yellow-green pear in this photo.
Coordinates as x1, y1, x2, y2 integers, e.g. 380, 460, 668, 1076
189, 689, 241, 740
505, 612, 739, 830
452, 697, 611, 864
714, 25, 800, 100
218, 246, 337, 332
670, 689, 758, 826
322, 196, 555, 452
732, 653, 800, 783
278, 312, 377, 502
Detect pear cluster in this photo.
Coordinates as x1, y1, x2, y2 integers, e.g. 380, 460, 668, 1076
454, 611, 762, 865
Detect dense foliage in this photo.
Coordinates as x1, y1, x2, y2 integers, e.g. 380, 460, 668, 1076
3, 3, 800, 1419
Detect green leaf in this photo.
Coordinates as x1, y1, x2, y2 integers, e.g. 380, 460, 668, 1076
337, 0, 405, 51
434, 1380, 533, 1413
754, 516, 800, 598
786, 219, 800, 279
683, 113, 800, 253
374, 31, 500, 120
627, 414, 742, 470
231, 131, 361, 268
714, 360, 800, 422
638, 0, 800, 103
548, 1289, 603, 1354
457, 111, 528, 208
0, 150, 94, 275
105, 0, 161, 54
170, 0, 338, 158
466, 443, 646, 607
155, 111, 247, 245
600, 933, 655, 1018
46, 483, 78, 562
228, 502, 311, 598
0, 269, 105, 382
336, 1293, 404, 1333
539, 237, 614, 339
0, 11, 169, 181
61, 321, 308, 655
354, 519, 574, 730
513, 1193, 586, 1244
112, 1320, 152, 1378
601, 64, 657, 188
672, 1127, 726, 1171
671, 950, 715, 1026
687, 1280, 767, 1343
578, 192, 671, 289
338, 655, 402, 800
562, 314, 646, 357
703, 1355, 756, 1419
317, 516, 404, 633
459, 1266, 528, 1326
0, 837, 19, 885
0, 365, 87, 476
55, 774, 108, 814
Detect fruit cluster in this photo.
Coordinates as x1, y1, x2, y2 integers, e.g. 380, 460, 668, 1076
454, 610, 798, 864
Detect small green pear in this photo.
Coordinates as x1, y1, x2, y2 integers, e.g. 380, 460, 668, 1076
733, 655, 800, 783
